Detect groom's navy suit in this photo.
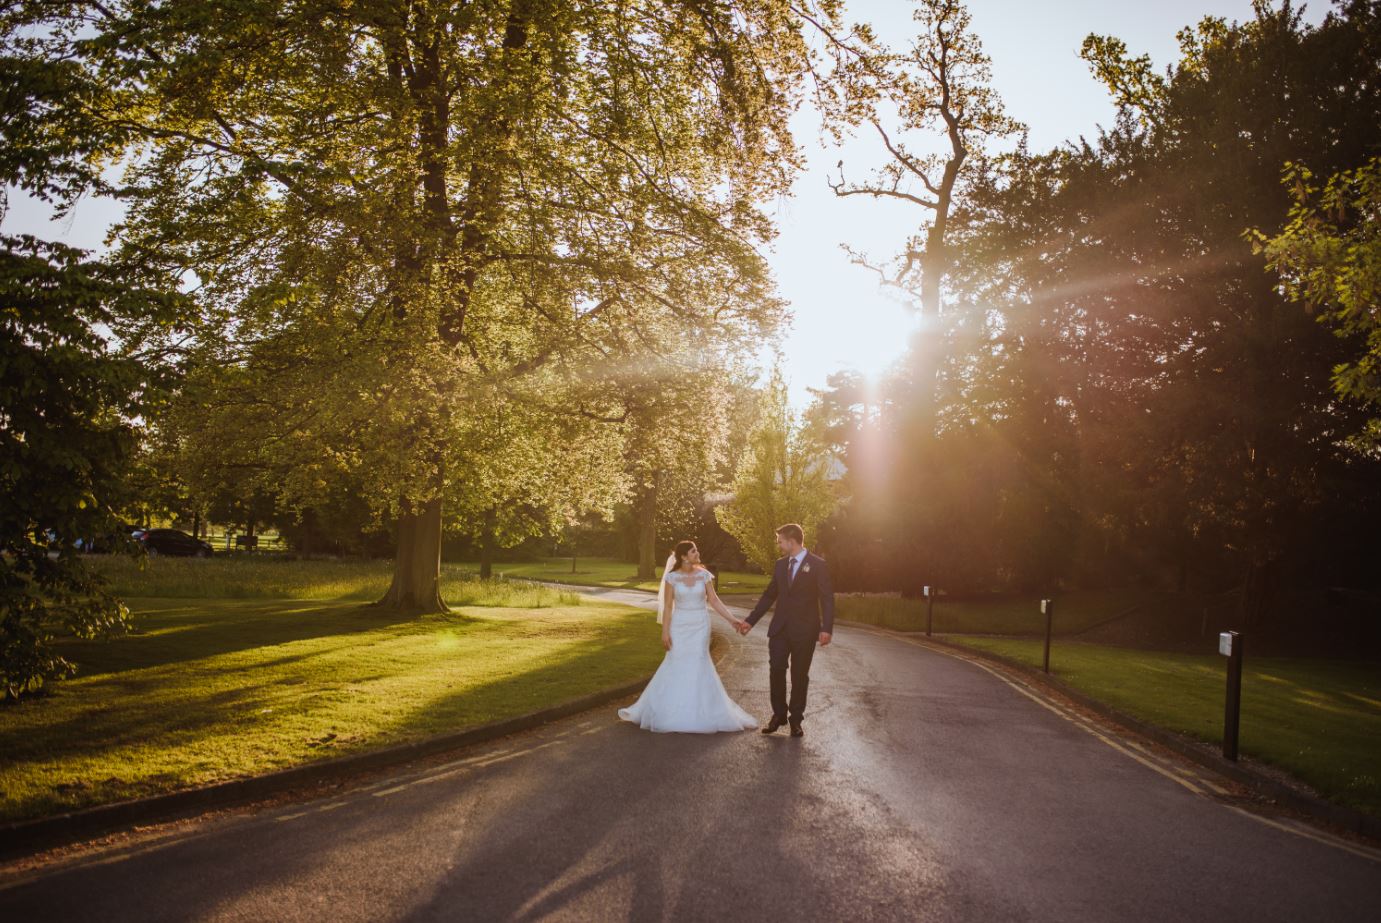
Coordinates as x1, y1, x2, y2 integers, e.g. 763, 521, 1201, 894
746, 551, 835, 724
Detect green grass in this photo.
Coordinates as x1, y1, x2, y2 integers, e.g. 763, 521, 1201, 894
88, 556, 583, 605
837, 588, 1165, 635
483, 556, 773, 594
87, 555, 771, 599
944, 636, 1381, 818
0, 592, 663, 823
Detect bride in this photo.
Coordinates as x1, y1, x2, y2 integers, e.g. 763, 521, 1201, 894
618, 540, 758, 733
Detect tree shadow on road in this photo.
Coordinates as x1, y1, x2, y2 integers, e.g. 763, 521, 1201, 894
394, 726, 814, 921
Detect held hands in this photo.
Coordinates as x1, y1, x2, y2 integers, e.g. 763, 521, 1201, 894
734, 619, 751, 636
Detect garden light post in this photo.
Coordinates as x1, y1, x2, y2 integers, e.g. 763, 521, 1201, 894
1041, 599, 1054, 674
1220, 631, 1244, 761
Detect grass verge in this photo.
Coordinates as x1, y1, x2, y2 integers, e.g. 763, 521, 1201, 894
0, 594, 662, 823
837, 588, 1169, 635
86, 555, 771, 599
485, 557, 772, 594
945, 636, 1381, 818
87, 556, 584, 604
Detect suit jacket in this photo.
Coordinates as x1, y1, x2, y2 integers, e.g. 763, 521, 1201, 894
746, 551, 835, 637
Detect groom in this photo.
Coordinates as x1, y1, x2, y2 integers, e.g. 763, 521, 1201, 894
737, 523, 834, 738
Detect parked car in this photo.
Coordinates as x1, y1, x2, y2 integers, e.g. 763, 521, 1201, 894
133, 528, 214, 557
79, 524, 142, 554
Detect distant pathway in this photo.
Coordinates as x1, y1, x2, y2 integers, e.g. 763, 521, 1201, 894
1, 587, 1377, 921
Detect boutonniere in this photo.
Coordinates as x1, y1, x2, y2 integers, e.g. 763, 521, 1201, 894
802, 563, 811, 573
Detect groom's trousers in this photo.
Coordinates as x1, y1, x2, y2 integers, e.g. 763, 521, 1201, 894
768, 626, 817, 723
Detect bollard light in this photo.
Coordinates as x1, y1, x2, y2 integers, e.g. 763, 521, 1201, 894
1219, 631, 1244, 761
1040, 599, 1054, 673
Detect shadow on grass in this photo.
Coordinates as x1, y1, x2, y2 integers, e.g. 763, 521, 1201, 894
0, 604, 661, 823
46, 600, 434, 678
367, 614, 662, 741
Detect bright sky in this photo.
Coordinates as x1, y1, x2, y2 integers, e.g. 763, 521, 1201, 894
2, 1, 1328, 408
770, 0, 1328, 406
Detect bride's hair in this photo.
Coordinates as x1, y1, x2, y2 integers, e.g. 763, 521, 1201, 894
672, 540, 697, 571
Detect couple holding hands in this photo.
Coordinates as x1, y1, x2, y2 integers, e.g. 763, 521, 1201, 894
617, 523, 835, 739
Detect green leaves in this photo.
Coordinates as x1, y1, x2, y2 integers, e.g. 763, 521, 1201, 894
0, 235, 170, 698
1079, 34, 1168, 129
1253, 156, 1381, 447
717, 371, 836, 574
13, 2, 817, 573
816, 0, 1381, 595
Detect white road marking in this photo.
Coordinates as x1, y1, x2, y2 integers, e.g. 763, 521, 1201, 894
855, 625, 1381, 862
1222, 806, 1381, 865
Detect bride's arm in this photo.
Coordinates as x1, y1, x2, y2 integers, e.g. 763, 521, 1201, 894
662, 577, 673, 649
661, 583, 673, 650
704, 575, 745, 628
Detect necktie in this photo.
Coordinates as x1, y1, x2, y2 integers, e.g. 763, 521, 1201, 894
788, 557, 798, 586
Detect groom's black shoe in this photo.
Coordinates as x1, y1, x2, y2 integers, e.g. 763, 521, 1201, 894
761, 716, 787, 734
789, 720, 804, 738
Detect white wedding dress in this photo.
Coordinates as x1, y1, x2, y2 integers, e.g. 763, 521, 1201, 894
618, 568, 757, 733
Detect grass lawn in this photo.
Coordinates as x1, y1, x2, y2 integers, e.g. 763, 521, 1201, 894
1, 568, 664, 824
837, 588, 1170, 635
88, 554, 771, 599
944, 636, 1381, 818
482, 556, 773, 594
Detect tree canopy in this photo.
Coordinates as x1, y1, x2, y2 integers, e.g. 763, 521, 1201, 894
2, 0, 834, 609
814, 0, 1381, 607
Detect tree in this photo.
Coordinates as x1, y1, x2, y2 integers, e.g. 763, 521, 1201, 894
615, 348, 759, 579
0, 235, 182, 697
823, 0, 1021, 433
807, 0, 1381, 605
1253, 156, 1381, 448
7, 1, 827, 611
717, 372, 837, 573
0, 18, 190, 697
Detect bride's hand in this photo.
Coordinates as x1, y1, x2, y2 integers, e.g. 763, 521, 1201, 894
662, 633, 671, 651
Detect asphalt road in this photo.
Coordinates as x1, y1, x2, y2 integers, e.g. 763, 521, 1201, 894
1, 586, 1377, 921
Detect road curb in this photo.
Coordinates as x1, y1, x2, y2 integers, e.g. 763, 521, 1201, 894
0, 672, 653, 862
842, 619, 1381, 843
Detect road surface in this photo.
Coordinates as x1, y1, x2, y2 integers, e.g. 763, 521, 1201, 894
1, 586, 1377, 921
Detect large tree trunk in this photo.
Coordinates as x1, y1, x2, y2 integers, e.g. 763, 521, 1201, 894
377, 496, 446, 612
479, 506, 496, 580
636, 472, 661, 580
374, 8, 530, 613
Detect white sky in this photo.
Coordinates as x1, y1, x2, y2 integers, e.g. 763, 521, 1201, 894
2, 0, 1329, 408
768, 0, 1328, 406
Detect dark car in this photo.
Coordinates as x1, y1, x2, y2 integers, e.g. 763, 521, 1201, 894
80, 524, 142, 554
134, 528, 214, 557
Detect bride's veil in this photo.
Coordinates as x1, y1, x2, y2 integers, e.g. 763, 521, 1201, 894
655, 552, 676, 624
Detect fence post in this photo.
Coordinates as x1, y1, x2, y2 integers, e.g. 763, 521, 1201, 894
924, 585, 934, 637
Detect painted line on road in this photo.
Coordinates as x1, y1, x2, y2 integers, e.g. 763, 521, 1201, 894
956, 649, 1207, 796
2, 692, 622, 886
0, 812, 265, 890
298, 707, 612, 805
470, 739, 562, 769
369, 738, 569, 799
1222, 806, 1381, 864
858, 626, 1381, 864
853, 626, 1208, 796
